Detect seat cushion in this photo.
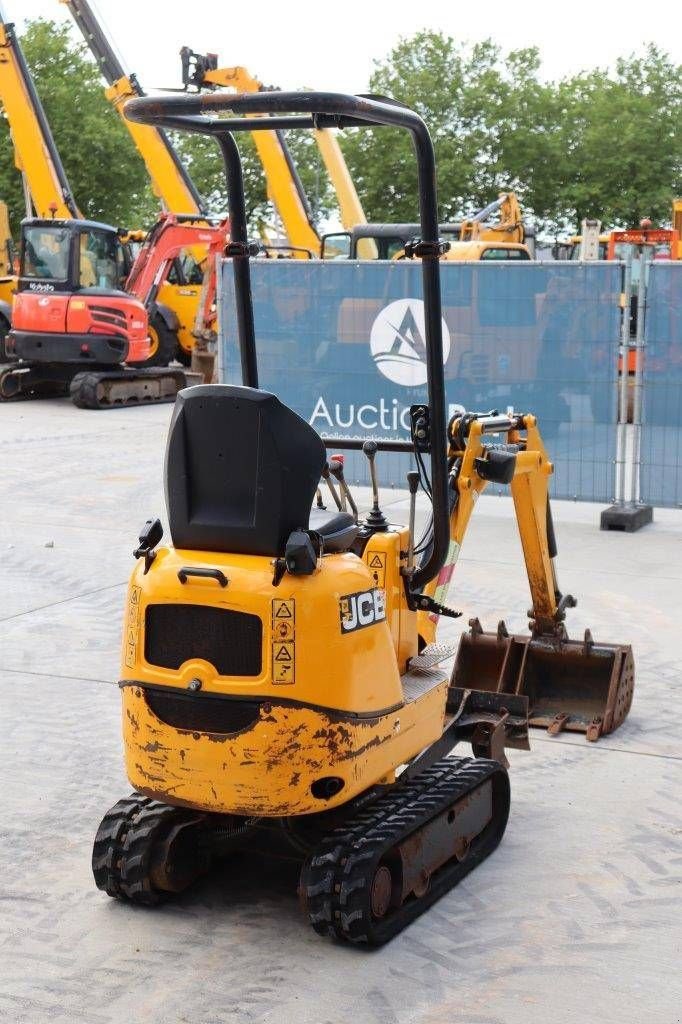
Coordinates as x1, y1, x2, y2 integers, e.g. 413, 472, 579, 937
309, 509, 358, 553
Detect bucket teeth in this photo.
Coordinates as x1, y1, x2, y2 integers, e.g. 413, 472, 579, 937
547, 713, 570, 736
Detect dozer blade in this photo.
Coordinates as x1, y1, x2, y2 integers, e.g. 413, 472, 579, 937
451, 619, 634, 741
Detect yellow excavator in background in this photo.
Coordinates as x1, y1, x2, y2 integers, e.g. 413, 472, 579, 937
322, 191, 533, 262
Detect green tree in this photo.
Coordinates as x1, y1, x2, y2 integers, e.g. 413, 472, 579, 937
338, 32, 682, 234
552, 46, 682, 228
175, 128, 333, 239
338, 33, 559, 224
0, 18, 157, 233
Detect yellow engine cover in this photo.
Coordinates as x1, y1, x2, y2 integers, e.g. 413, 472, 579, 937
120, 542, 447, 816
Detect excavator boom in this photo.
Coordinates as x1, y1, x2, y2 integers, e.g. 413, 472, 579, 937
460, 192, 524, 244
0, 6, 79, 219
61, 0, 203, 216
182, 51, 370, 255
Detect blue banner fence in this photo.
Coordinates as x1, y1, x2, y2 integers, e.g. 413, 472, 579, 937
640, 264, 682, 507
218, 260, 682, 508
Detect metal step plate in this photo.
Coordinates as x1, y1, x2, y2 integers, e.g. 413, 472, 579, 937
408, 641, 458, 673
401, 666, 448, 703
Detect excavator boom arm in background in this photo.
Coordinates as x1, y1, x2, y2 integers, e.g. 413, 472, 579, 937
124, 213, 228, 327
460, 191, 524, 244
61, 0, 204, 217
0, 6, 79, 220
182, 49, 370, 255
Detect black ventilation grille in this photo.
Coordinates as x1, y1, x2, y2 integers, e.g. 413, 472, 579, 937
145, 603, 262, 676
144, 688, 262, 734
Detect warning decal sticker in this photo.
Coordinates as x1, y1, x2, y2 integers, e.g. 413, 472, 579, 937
125, 585, 141, 668
366, 550, 386, 588
271, 599, 295, 684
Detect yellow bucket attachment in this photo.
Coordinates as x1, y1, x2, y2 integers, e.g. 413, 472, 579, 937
452, 619, 635, 742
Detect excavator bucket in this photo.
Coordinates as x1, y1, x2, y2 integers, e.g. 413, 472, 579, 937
452, 619, 635, 742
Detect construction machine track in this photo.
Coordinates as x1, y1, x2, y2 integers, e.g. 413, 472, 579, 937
70, 368, 189, 409
92, 793, 211, 904
300, 757, 509, 946
0, 364, 69, 401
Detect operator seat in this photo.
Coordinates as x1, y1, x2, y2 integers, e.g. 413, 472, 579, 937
165, 385, 357, 555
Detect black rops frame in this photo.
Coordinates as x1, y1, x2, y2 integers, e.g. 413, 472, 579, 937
125, 91, 449, 592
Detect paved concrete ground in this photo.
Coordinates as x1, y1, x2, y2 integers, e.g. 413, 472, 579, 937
2, 398, 681, 1024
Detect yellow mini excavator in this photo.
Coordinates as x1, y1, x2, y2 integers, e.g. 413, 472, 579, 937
91, 91, 635, 946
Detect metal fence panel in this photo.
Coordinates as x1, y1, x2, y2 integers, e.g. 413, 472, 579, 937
219, 260, 623, 500
640, 263, 682, 508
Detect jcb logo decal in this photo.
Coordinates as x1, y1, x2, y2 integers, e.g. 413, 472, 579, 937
339, 589, 386, 634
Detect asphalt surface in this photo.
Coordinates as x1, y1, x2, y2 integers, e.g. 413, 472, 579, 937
2, 398, 681, 1024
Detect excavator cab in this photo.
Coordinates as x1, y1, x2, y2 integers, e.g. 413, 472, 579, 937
87, 91, 634, 946
4, 218, 148, 378
19, 220, 129, 291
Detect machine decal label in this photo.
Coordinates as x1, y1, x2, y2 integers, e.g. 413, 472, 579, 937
125, 585, 141, 668
271, 599, 295, 683
366, 551, 386, 589
370, 299, 451, 387
339, 589, 386, 634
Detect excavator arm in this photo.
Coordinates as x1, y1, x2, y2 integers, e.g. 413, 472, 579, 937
0, 6, 79, 219
124, 214, 228, 309
419, 412, 560, 644
416, 411, 633, 742
460, 192, 524, 244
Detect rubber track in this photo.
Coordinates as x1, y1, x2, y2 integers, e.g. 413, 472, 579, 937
70, 369, 186, 409
92, 793, 194, 905
301, 757, 510, 946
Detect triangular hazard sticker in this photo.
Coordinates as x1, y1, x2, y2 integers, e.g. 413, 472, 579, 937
369, 554, 383, 568
274, 602, 292, 618
274, 645, 292, 662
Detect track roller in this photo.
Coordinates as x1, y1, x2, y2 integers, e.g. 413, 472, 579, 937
92, 793, 212, 904
300, 757, 510, 946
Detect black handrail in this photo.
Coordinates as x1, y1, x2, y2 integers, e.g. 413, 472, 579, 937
125, 91, 449, 592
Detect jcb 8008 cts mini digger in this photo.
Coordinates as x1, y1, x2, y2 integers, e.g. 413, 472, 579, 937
91, 91, 635, 946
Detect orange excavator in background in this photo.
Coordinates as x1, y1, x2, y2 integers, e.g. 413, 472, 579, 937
2, 214, 229, 407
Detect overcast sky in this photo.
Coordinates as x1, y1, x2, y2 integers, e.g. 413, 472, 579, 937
12, 0, 681, 94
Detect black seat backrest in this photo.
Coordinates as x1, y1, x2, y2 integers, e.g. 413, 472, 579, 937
165, 385, 326, 555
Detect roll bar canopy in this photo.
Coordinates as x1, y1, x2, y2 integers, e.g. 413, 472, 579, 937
124, 91, 449, 590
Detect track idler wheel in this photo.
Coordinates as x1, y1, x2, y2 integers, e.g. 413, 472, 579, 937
300, 757, 510, 946
92, 793, 211, 905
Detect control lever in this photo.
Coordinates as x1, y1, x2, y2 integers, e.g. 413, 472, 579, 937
321, 463, 343, 511
315, 487, 326, 510
329, 457, 348, 512
362, 440, 388, 532
406, 470, 420, 569
329, 454, 359, 522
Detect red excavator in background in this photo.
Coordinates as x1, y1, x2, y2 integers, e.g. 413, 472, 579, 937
2, 213, 229, 408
